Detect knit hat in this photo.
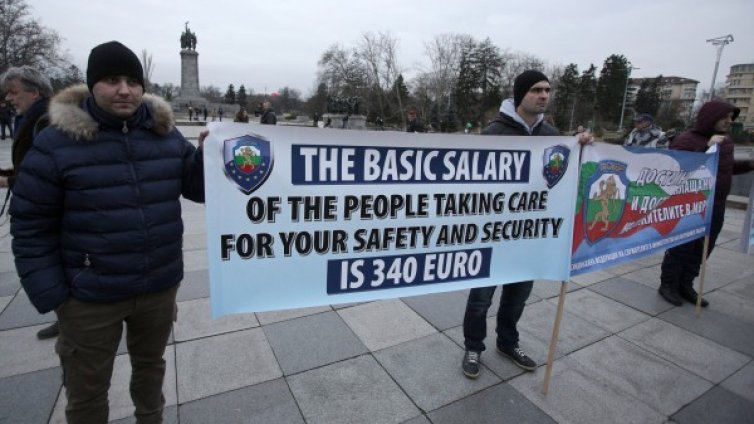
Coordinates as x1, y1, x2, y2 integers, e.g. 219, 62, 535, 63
633, 113, 654, 123
86, 41, 144, 91
513, 70, 549, 107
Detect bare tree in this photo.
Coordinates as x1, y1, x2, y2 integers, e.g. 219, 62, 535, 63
317, 43, 366, 98
47, 64, 84, 92
412, 72, 433, 123
0, 0, 65, 72
355, 31, 406, 122
200, 85, 222, 103
140, 49, 154, 92
378, 34, 406, 127
356, 32, 386, 118
499, 50, 545, 99
423, 34, 470, 112
152, 83, 178, 101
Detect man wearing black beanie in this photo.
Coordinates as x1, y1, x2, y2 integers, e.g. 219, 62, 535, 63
86, 41, 145, 92
462, 69, 562, 379
10, 40, 206, 423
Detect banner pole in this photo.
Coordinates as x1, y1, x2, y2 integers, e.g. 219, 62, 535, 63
695, 236, 710, 317
542, 280, 568, 395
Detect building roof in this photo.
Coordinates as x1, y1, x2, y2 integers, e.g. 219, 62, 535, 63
629, 76, 699, 85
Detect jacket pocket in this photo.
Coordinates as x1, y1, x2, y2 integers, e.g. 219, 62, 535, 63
69, 253, 93, 288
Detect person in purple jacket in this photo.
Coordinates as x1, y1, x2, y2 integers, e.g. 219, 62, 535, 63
658, 100, 754, 307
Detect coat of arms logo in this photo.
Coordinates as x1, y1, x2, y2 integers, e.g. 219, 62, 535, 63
542, 145, 570, 188
223, 135, 273, 195
583, 160, 630, 243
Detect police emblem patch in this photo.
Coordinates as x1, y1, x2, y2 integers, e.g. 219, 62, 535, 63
542, 145, 570, 188
223, 135, 273, 195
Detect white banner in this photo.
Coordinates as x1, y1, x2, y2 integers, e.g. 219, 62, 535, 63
203, 123, 581, 316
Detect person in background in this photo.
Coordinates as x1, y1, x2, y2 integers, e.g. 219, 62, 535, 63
624, 113, 668, 148
10, 41, 206, 423
0, 100, 14, 140
406, 111, 424, 133
260, 101, 277, 125
234, 106, 249, 123
0, 67, 56, 339
658, 101, 754, 307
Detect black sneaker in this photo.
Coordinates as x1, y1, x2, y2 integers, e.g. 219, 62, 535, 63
37, 322, 60, 340
679, 288, 709, 308
497, 344, 537, 371
462, 350, 481, 379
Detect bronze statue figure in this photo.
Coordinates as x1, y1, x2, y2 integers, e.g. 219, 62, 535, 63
180, 22, 198, 50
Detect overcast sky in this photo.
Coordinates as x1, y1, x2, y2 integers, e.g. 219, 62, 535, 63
32, 0, 754, 97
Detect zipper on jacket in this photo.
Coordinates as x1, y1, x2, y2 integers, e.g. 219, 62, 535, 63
84, 253, 91, 267
123, 130, 151, 278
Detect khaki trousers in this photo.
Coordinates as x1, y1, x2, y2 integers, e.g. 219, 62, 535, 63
55, 285, 178, 424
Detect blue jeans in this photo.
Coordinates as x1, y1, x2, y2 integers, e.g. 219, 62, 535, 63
463, 280, 533, 352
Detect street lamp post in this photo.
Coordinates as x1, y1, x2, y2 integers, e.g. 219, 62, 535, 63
618, 65, 639, 133
706, 34, 734, 100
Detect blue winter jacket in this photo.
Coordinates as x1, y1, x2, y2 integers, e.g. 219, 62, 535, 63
10, 84, 205, 313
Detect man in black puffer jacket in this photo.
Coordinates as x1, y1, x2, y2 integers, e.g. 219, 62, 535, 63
10, 41, 205, 424
462, 70, 561, 379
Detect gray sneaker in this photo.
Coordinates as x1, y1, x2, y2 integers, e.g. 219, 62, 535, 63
497, 344, 536, 371
462, 350, 481, 379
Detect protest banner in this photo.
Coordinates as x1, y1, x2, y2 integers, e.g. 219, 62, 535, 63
203, 123, 580, 316
571, 143, 719, 275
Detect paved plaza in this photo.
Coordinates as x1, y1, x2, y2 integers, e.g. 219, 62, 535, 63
1, 127, 753, 423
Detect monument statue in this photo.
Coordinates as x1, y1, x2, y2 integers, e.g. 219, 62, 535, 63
172, 22, 206, 111
323, 95, 366, 130
326, 96, 360, 115
180, 21, 197, 50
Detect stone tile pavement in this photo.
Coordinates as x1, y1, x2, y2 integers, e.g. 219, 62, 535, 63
1, 130, 753, 423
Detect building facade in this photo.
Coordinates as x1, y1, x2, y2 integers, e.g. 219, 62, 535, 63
627, 76, 699, 123
724, 63, 754, 131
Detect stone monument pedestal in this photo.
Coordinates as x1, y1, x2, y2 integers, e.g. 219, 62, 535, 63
172, 48, 207, 109
323, 114, 366, 130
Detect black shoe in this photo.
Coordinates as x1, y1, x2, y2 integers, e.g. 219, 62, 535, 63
462, 350, 481, 379
658, 286, 683, 306
497, 344, 537, 371
37, 322, 60, 340
679, 288, 709, 307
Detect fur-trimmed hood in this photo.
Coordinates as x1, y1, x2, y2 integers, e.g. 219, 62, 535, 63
48, 84, 175, 140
